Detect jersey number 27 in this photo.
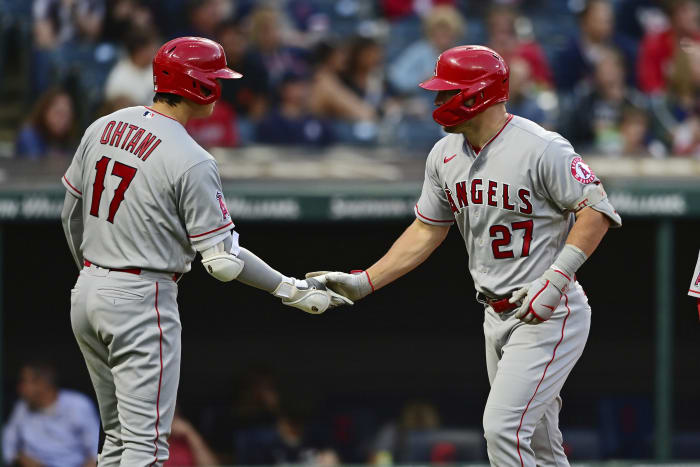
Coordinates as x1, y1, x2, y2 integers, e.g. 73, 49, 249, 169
489, 220, 533, 259
90, 156, 138, 223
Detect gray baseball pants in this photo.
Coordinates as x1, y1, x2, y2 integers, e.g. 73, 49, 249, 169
482, 282, 591, 467
70, 263, 181, 466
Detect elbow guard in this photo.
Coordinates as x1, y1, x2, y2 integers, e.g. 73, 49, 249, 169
202, 253, 244, 282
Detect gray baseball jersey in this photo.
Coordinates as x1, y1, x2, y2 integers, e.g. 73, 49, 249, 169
415, 114, 622, 297
62, 106, 233, 273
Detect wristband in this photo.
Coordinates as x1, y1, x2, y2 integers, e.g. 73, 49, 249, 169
551, 244, 588, 279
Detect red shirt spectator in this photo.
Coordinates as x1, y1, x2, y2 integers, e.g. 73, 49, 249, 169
637, 0, 700, 93
487, 5, 553, 87
382, 0, 455, 21
185, 101, 238, 148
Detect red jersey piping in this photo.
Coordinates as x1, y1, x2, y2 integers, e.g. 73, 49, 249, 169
63, 175, 82, 195
188, 220, 234, 238
415, 205, 454, 224
470, 113, 513, 155
144, 106, 180, 123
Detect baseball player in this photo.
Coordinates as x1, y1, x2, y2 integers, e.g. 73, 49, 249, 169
60, 37, 350, 466
689, 250, 700, 318
309, 46, 622, 466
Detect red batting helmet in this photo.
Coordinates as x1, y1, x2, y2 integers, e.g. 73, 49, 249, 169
153, 36, 242, 105
419, 45, 509, 127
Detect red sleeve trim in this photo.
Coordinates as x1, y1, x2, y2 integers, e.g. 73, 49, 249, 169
414, 205, 454, 224
63, 175, 82, 195
188, 220, 234, 238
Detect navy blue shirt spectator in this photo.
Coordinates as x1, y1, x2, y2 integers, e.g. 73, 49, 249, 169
554, 0, 638, 92
248, 6, 309, 88
256, 73, 335, 146
217, 20, 270, 120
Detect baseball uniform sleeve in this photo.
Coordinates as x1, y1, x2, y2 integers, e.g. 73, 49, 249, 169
62, 132, 89, 199
537, 137, 622, 227
415, 148, 455, 226
176, 159, 234, 250
689, 250, 700, 298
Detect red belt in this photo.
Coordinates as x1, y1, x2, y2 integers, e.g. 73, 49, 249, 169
478, 292, 518, 314
84, 260, 181, 281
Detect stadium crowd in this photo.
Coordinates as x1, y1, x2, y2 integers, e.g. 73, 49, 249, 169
2, 0, 700, 159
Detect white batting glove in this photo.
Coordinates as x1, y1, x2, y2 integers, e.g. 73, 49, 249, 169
273, 277, 353, 314
305, 270, 374, 302
509, 268, 572, 324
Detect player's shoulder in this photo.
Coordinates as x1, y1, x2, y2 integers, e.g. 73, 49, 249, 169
426, 133, 464, 166
507, 115, 570, 151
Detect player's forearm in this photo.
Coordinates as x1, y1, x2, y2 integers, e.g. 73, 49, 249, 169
235, 247, 286, 292
367, 219, 449, 290
566, 207, 611, 257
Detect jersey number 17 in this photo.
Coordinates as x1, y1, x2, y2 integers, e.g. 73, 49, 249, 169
89, 156, 138, 223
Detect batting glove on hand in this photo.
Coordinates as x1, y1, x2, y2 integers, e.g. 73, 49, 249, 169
305, 270, 374, 302
274, 277, 353, 314
509, 268, 571, 324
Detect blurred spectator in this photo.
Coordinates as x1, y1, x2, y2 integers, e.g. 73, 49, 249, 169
33, 0, 105, 49
370, 401, 440, 463
555, 0, 637, 92
165, 410, 219, 466
620, 106, 652, 156
486, 5, 553, 87
185, 100, 239, 148
183, 0, 232, 38
104, 27, 158, 105
101, 0, 154, 43
2, 361, 99, 467
257, 72, 335, 146
248, 6, 309, 87
97, 96, 138, 117
653, 41, 700, 156
615, 0, 667, 43
32, 0, 107, 92
235, 405, 339, 464
638, 0, 700, 94
381, 0, 456, 21
217, 20, 270, 120
309, 41, 376, 122
388, 5, 465, 95
506, 57, 552, 126
342, 36, 391, 115
567, 47, 648, 154
15, 88, 77, 159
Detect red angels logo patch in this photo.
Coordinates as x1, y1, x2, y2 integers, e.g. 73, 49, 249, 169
570, 156, 596, 184
216, 191, 229, 220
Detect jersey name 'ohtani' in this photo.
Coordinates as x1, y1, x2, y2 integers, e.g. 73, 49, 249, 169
415, 114, 621, 298
62, 106, 234, 274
